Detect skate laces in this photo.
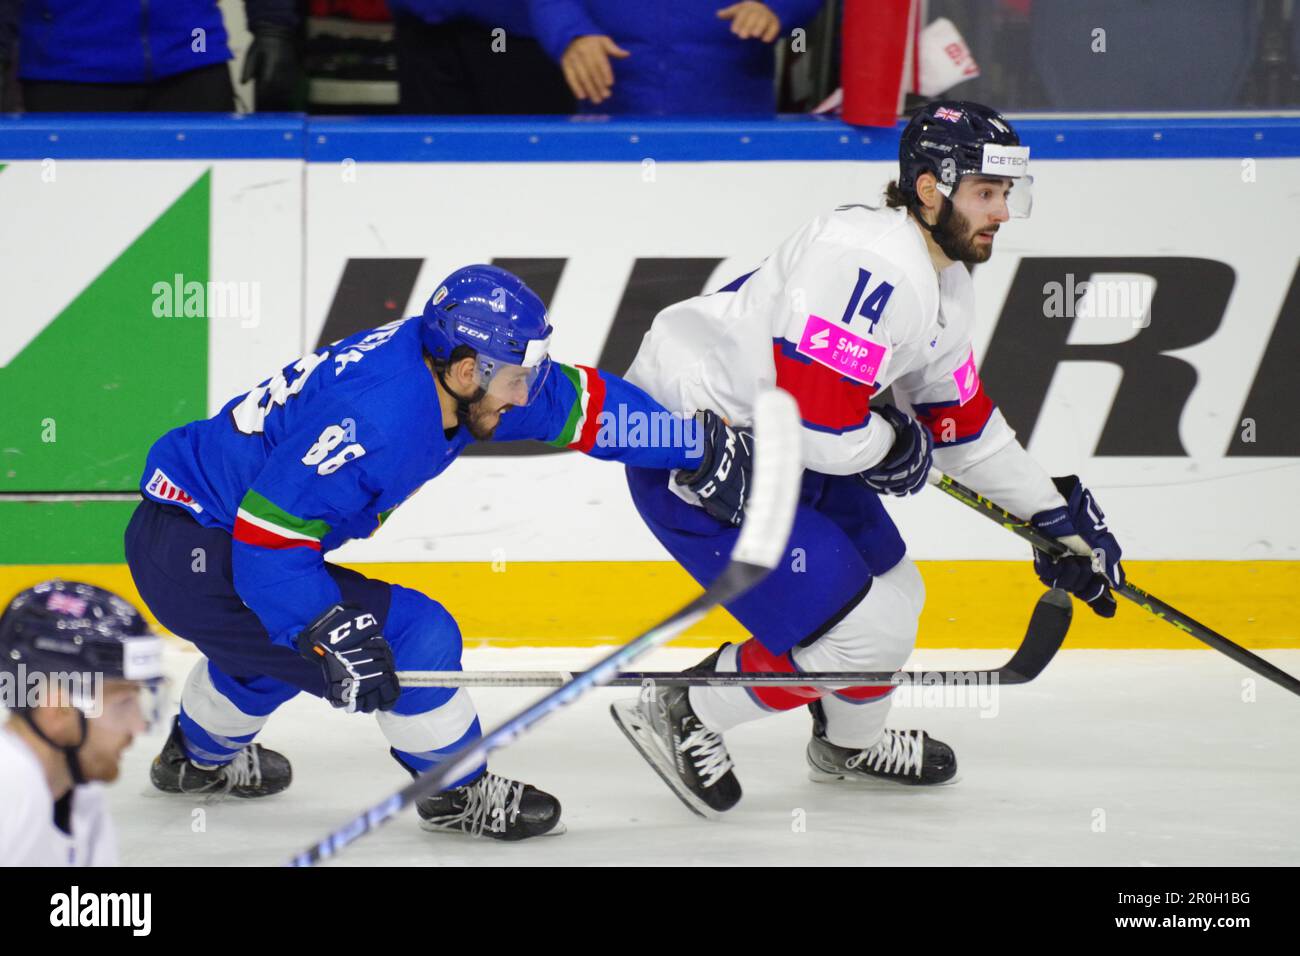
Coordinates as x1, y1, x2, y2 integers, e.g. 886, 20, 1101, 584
678, 725, 734, 788
846, 729, 924, 777
425, 772, 525, 837
181, 744, 264, 801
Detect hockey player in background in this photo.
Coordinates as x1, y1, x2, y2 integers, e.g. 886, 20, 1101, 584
0, 581, 165, 865
123, 264, 744, 841
613, 101, 1126, 816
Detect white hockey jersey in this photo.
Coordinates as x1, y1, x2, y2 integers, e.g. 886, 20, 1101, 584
0, 725, 119, 866
625, 204, 1065, 520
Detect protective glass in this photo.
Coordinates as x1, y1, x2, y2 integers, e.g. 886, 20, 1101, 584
939, 174, 1034, 220
475, 335, 551, 406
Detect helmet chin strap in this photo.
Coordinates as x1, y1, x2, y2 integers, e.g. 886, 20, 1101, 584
435, 366, 487, 425
20, 708, 89, 785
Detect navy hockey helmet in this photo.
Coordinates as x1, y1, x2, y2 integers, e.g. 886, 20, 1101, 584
898, 100, 1033, 218
419, 264, 553, 406
0, 580, 163, 693
1, 581, 166, 782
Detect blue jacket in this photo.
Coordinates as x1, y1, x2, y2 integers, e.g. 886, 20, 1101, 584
1, 0, 295, 84
139, 317, 699, 647
528, 0, 825, 114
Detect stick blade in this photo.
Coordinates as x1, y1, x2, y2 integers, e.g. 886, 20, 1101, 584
731, 388, 803, 571
1001, 587, 1072, 682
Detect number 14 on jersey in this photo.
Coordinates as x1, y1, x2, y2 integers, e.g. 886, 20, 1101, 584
839, 268, 894, 333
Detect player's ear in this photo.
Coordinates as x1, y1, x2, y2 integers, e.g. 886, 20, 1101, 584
915, 171, 941, 214
454, 354, 479, 388
39, 700, 81, 742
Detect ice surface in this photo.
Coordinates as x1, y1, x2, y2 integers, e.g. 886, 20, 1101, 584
108, 644, 1300, 867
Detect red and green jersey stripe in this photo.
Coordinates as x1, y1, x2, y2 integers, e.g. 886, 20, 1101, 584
233, 489, 332, 551
549, 363, 606, 454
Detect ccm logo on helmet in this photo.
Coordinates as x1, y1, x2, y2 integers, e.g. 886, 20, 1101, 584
456, 324, 491, 342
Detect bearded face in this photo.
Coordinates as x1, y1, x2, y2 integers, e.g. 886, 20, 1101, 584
929, 175, 1013, 264
932, 195, 999, 264
460, 394, 512, 440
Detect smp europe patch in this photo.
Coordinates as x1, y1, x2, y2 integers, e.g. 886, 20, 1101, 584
796, 314, 888, 387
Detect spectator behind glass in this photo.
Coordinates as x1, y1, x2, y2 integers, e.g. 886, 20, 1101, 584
530, 0, 825, 114
389, 0, 574, 113
0, 0, 299, 112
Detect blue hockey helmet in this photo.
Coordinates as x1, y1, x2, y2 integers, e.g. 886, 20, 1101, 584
898, 100, 1033, 218
419, 264, 553, 406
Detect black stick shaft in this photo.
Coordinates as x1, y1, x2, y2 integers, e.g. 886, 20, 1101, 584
930, 472, 1300, 698
399, 669, 1014, 688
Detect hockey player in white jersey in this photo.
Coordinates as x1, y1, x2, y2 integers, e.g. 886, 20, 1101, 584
0, 581, 165, 865
612, 100, 1126, 816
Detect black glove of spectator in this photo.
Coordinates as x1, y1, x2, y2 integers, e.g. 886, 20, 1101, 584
676, 410, 754, 527
241, 24, 300, 111
858, 404, 933, 496
296, 603, 401, 713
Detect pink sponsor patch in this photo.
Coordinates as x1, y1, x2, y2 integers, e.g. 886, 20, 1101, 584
795, 314, 888, 386
952, 349, 979, 405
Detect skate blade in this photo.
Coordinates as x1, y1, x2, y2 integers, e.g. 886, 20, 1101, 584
609, 700, 717, 821
418, 818, 568, 839
807, 764, 962, 788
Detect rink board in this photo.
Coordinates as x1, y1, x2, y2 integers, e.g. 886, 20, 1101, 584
0, 559, 1292, 650
2, 116, 1298, 647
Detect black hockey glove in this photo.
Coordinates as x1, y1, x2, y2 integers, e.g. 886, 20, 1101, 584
296, 603, 401, 713
241, 23, 300, 111
858, 404, 933, 496
1030, 476, 1125, 618
676, 410, 754, 526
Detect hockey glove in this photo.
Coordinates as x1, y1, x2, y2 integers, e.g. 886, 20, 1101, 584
241, 24, 300, 111
858, 405, 933, 496
296, 603, 401, 713
676, 409, 754, 526
1030, 476, 1125, 618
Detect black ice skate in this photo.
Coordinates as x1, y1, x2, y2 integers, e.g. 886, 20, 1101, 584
150, 716, 292, 798
416, 771, 563, 840
805, 700, 957, 786
610, 658, 742, 818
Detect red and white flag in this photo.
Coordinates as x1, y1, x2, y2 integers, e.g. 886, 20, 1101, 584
47, 592, 89, 617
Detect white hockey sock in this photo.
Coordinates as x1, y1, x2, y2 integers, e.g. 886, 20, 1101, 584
178, 659, 273, 765
688, 643, 775, 733
813, 694, 892, 750
376, 687, 480, 764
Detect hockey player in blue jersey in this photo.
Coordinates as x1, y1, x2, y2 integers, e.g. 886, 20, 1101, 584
123, 264, 750, 841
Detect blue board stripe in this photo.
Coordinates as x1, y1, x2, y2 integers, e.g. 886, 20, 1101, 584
0, 114, 304, 160
1, 114, 1298, 161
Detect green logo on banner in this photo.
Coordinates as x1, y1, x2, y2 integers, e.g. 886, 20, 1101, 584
1, 170, 210, 563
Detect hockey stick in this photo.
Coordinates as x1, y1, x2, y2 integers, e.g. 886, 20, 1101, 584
285, 390, 804, 866
928, 470, 1300, 698
394, 586, 1071, 689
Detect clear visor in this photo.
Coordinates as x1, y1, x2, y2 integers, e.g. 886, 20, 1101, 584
69, 675, 170, 736
476, 356, 551, 407
938, 173, 1033, 219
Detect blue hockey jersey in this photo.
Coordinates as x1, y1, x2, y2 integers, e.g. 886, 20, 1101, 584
138, 317, 698, 647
